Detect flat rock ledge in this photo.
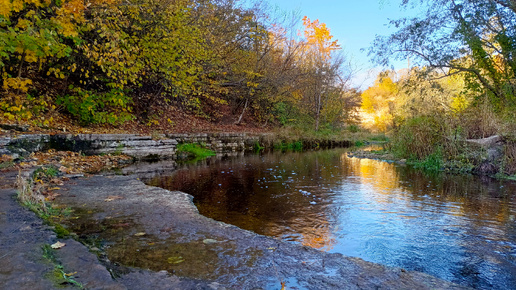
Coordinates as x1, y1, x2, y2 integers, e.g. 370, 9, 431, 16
0, 133, 267, 160
44, 174, 469, 290
0, 132, 353, 161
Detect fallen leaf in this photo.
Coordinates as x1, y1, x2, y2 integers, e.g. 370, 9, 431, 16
203, 239, 218, 244
167, 256, 185, 264
51, 241, 66, 249
105, 195, 124, 202
134, 232, 146, 237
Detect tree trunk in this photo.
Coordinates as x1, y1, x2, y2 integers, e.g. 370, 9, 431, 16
235, 98, 249, 125
315, 92, 321, 131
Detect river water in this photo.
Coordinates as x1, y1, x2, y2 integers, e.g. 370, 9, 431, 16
146, 148, 516, 289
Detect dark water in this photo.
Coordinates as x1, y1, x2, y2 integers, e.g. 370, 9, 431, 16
146, 148, 516, 289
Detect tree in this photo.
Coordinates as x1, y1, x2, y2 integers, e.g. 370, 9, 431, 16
360, 72, 398, 131
300, 16, 342, 131
371, 0, 516, 110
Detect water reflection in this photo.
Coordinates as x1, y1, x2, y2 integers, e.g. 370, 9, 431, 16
146, 149, 516, 289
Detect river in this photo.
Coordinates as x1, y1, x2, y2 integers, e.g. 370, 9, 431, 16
146, 148, 516, 289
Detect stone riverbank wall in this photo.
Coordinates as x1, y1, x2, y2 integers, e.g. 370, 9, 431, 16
0, 133, 352, 160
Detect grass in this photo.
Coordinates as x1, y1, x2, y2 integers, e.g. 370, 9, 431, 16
354, 140, 365, 147
176, 143, 216, 160
17, 166, 73, 238
0, 160, 14, 169
254, 142, 265, 152
42, 244, 83, 289
273, 141, 303, 151
273, 126, 390, 146
409, 150, 444, 173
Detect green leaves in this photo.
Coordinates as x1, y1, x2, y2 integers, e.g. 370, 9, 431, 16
57, 88, 133, 125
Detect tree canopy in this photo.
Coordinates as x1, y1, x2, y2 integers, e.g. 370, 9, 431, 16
371, 0, 516, 109
0, 0, 356, 131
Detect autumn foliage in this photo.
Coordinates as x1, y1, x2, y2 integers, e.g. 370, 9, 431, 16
0, 0, 355, 131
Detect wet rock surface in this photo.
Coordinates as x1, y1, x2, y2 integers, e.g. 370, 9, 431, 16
49, 174, 469, 289
0, 170, 57, 290
0, 169, 210, 289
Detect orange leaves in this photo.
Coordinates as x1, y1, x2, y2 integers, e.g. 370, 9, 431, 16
302, 16, 340, 61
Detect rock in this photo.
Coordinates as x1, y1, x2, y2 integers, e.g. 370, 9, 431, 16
0, 124, 30, 132
466, 135, 502, 148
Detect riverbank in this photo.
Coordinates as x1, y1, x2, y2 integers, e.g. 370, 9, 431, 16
0, 165, 469, 289
348, 136, 516, 180
0, 131, 358, 163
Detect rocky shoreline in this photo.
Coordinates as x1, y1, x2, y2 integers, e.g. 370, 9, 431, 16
0, 166, 471, 289
348, 135, 515, 178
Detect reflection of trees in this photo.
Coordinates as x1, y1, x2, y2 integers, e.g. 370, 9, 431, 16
342, 154, 516, 287
394, 168, 516, 231
343, 155, 400, 195
146, 150, 345, 251
342, 153, 516, 230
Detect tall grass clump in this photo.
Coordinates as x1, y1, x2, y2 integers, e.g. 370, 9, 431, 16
16, 169, 45, 210
391, 115, 444, 160
17, 165, 62, 218
503, 141, 516, 176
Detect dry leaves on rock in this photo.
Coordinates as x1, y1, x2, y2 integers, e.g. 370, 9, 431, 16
104, 195, 124, 202
51, 241, 66, 249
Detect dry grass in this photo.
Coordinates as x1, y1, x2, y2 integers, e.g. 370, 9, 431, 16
16, 169, 45, 208
504, 141, 516, 175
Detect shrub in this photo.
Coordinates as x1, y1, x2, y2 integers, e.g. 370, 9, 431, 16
348, 124, 360, 133
391, 115, 444, 160
412, 149, 443, 172
57, 87, 133, 126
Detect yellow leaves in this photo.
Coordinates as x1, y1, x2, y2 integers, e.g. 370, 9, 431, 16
246, 81, 258, 88
11, 0, 24, 13
167, 256, 185, 264
16, 18, 30, 29
68, 63, 77, 73
3, 112, 15, 120
451, 94, 470, 114
0, 0, 11, 18
3, 77, 33, 92
1, 0, 46, 18
360, 74, 398, 132
24, 50, 38, 63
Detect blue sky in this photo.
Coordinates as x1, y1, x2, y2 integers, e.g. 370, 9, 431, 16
264, 0, 419, 89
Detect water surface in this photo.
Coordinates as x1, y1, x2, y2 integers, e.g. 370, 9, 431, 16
146, 148, 516, 289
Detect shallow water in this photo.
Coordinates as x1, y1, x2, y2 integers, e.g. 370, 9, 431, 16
146, 148, 516, 289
